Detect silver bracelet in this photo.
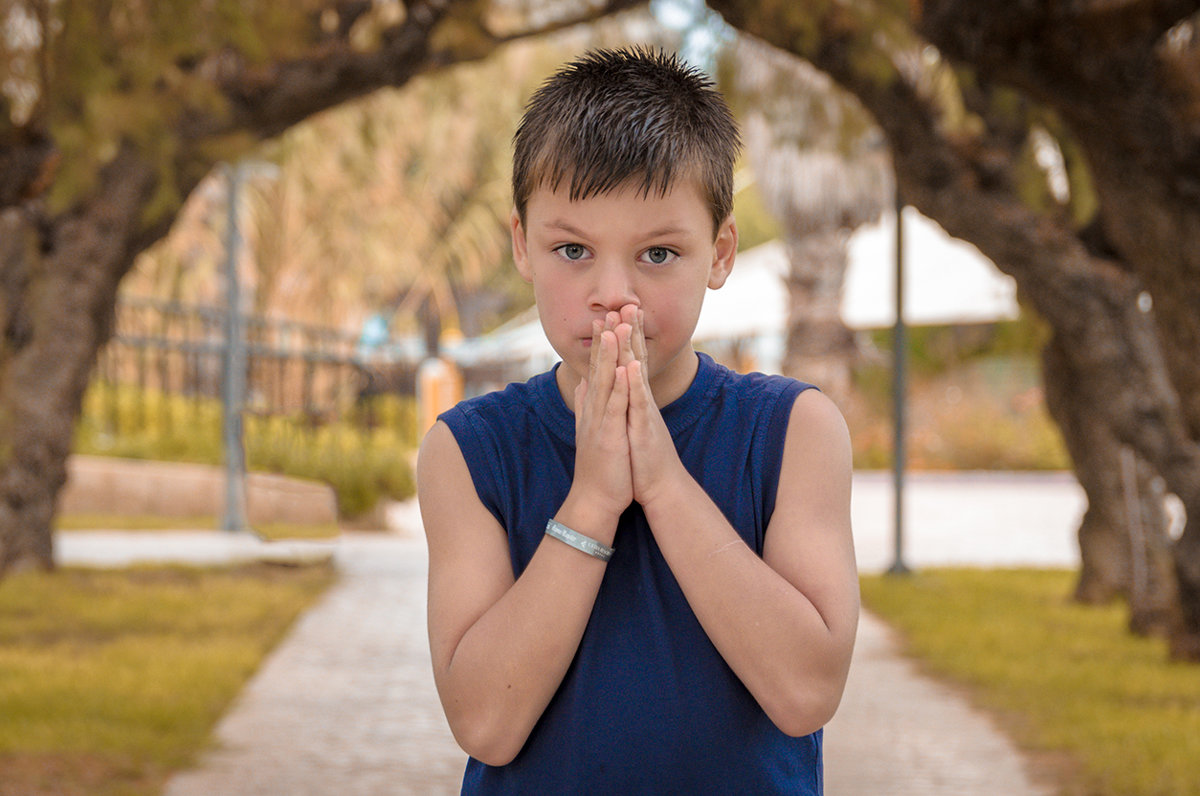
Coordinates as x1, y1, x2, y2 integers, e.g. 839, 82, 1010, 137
545, 518, 614, 561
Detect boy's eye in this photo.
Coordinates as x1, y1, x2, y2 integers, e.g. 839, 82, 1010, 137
641, 247, 677, 265
556, 244, 588, 261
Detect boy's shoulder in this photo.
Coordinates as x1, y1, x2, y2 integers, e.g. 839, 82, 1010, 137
439, 366, 574, 445
445, 369, 552, 418
700, 354, 815, 404
666, 354, 814, 439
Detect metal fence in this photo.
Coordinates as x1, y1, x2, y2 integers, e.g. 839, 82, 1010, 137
92, 296, 419, 434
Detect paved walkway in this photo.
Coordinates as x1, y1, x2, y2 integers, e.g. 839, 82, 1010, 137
162, 533, 465, 796
824, 612, 1055, 794
60, 471, 1083, 794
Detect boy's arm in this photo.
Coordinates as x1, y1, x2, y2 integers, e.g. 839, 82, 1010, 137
419, 320, 633, 766
419, 422, 613, 766
629, 371, 859, 737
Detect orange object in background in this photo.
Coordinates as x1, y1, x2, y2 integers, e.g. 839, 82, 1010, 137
417, 356, 463, 436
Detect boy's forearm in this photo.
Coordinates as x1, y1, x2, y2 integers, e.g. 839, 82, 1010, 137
435, 492, 621, 766
639, 474, 858, 737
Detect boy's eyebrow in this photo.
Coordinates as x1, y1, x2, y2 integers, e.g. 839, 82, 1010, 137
541, 219, 591, 238
541, 219, 692, 239
639, 225, 691, 239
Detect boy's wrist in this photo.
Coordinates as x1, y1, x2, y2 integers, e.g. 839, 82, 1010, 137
636, 465, 696, 528
545, 518, 614, 561
555, 488, 623, 547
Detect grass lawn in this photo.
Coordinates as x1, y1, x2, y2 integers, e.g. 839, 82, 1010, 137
0, 562, 336, 796
861, 569, 1200, 796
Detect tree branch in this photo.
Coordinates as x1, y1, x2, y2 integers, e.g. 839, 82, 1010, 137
918, 0, 1200, 91
194, 0, 646, 142
711, 0, 1200, 504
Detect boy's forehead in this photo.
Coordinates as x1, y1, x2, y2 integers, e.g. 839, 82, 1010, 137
524, 175, 708, 214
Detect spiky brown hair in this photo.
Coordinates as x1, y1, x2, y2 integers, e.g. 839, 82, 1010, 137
512, 47, 741, 236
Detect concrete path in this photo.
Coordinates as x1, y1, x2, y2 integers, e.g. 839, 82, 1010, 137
850, 470, 1084, 574
825, 611, 1054, 794
162, 533, 465, 796
59, 471, 1084, 794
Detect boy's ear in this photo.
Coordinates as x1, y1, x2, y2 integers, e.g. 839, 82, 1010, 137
511, 207, 533, 284
707, 215, 738, 290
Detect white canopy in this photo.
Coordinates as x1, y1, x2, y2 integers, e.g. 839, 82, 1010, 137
842, 206, 1019, 328
708, 207, 1020, 336
453, 207, 1020, 375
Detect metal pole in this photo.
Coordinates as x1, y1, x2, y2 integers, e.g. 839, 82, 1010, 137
888, 191, 911, 575
221, 163, 249, 533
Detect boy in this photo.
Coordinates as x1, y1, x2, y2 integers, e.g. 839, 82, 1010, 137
418, 48, 858, 794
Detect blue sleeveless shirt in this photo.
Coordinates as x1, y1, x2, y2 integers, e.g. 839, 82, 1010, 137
439, 353, 821, 794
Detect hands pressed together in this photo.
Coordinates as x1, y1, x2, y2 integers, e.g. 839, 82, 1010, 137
571, 304, 686, 523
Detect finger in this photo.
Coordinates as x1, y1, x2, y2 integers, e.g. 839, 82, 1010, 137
626, 358, 648, 416
609, 364, 630, 423
592, 329, 619, 392
615, 322, 635, 368
625, 360, 655, 459
584, 329, 618, 414
616, 305, 637, 366
632, 311, 650, 388
587, 318, 602, 378
628, 306, 648, 364
575, 377, 588, 414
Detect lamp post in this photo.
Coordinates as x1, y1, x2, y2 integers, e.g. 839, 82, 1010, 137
221, 162, 249, 533
888, 189, 912, 575
220, 160, 279, 533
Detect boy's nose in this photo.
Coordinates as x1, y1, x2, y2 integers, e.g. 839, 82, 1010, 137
589, 261, 638, 312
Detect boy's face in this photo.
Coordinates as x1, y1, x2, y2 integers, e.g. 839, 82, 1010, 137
512, 179, 737, 408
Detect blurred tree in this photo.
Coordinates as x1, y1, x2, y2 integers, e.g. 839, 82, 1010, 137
125, 15, 666, 348
711, 0, 1200, 658
1043, 336, 1178, 635
366, 50, 540, 349
725, 37, 891, 404
126, 48, 539, 338
0, 0, 644, 575
249, 53, 530, 341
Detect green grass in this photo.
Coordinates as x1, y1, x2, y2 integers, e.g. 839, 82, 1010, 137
0, 563, 336, 796
54, 513, 340, 540
861, 569, 1200, 795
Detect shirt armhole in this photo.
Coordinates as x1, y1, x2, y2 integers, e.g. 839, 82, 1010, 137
439, 406, 508, 530
760, 381, 817, 526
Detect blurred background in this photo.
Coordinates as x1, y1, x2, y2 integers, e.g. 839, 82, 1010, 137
3, 1, 1199, 794
71, 2, 1065, 519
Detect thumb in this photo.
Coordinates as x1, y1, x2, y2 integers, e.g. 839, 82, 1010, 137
575, 377, 588, 411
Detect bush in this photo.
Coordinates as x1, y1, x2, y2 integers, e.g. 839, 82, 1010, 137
76, 383, 418, 517
845, 338, 1070, 472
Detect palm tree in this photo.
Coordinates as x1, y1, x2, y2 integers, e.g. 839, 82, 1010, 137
724, 36, 892, 403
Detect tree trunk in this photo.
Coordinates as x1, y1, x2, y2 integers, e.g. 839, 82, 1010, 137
711, 0, 1200, 658
1043, 335, 1176, 635
780, 231, 856, 404
917, 0, 1200, 434
0, 147, 159, 574
0, 0, 654, 580
911, 0, 1200, 660
419, 296, 443, 359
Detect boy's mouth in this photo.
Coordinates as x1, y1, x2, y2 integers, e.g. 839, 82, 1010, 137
576, 333, 650, 350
